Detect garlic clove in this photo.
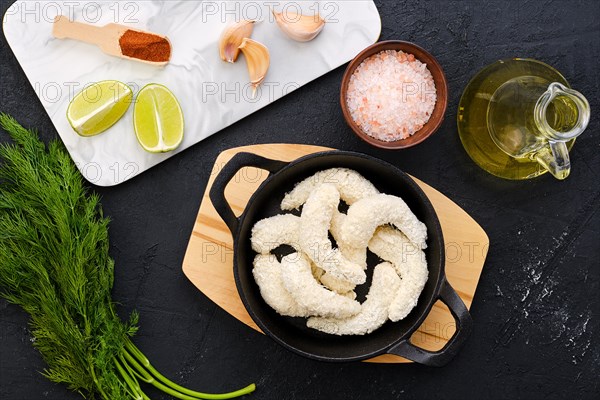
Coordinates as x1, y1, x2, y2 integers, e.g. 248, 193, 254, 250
238, 38, 270, 97
272, 10, 325, 42
219, 20, 255, 63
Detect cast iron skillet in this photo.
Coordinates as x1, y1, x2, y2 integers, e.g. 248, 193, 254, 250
210, 151, 472, 366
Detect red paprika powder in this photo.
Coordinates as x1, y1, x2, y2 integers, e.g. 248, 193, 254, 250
119, 30, 171, 62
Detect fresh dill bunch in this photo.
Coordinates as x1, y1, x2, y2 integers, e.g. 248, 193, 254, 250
0, 114, 137, 398
0, 114, 255, 400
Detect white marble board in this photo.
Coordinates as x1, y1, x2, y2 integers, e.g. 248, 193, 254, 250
3, 1, 381, 186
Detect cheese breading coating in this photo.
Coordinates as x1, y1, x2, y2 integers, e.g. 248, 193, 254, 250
306, 262, 400, 335
280, 253, 361, 319
329, 211, 367, 268
319, 272, 356, 295
311, 265, 356, 299
341, 194, 428, 250
281, 168, 379, 211
369, 226, 429, 322
299, 184, 366, 285
252, 255, 309, 317
251, 214, 300, 254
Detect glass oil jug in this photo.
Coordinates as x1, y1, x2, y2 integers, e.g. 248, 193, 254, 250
457, 58, 590, 180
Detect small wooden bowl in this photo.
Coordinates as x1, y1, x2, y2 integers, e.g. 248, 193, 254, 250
340, 40, 448, 149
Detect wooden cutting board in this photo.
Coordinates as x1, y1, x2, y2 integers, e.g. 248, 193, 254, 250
182, 144, 489, 363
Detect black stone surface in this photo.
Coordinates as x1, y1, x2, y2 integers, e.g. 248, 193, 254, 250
1, 1, 599, 399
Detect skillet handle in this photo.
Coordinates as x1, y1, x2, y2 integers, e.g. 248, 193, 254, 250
386, 278, 472, 367
209, 152, 289, 234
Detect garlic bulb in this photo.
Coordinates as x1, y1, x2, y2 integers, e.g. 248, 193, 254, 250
219, 20, 255, 63
272, 10, 325, 42
238, 38, 270, 97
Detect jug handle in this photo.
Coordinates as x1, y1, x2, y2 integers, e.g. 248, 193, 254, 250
535, 140, 571, 180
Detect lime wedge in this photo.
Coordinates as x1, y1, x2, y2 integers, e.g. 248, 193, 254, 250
67, 80, 132, 137
133, 84, 184, 153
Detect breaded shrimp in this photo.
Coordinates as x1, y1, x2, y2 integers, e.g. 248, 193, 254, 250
368, 226, 429, 322
341, 194, 428, 250
252, 255, 308, 317
320, 273, 356, 295
281, 168, 379, 211
251, 214, 300, 254
299, 184, 366, 285
330, 211, 367, 268
310, 265, 356, 299
280, 253, 361, 319
251, 213, 357, 298
307, 262, 401, 335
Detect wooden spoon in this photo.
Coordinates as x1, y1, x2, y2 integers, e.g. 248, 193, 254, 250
52, 15, 171, 66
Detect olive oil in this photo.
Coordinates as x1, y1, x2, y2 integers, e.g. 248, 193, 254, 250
457, 58, 574, 180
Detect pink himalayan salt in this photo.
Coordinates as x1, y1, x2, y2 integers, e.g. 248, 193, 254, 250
346, 50, 437, 141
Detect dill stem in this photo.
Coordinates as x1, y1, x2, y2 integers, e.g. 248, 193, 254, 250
124, 340, 256, 399
120, 353, 153, 384
89, 360, 111, 400
114, 356, 144, 400
121, 350, 155, 384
